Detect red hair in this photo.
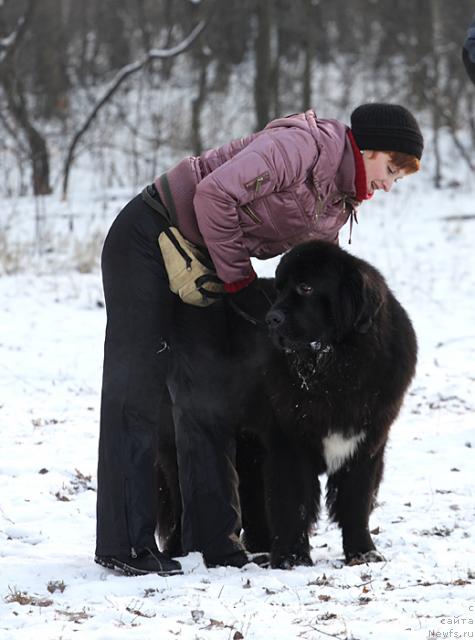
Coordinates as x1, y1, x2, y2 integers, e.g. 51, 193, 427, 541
387, 151, 420, 175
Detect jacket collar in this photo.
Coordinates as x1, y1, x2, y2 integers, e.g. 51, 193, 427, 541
347, 130, 372, 201
332, 129, 359, 199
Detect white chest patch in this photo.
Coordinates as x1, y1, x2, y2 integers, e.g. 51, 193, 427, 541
322, 431, 366, 474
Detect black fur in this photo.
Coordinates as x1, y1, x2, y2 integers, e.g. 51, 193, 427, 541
158, 240, 417, 568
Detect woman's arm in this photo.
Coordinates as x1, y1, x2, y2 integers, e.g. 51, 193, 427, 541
193, 127, 317, 287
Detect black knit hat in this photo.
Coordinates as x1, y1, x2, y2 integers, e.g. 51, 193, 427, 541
351, 103, 424, 160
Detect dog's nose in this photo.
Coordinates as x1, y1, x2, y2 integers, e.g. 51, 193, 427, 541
266, 309, 285, 329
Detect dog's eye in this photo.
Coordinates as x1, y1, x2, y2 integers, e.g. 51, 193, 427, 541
296, 283, 313, 296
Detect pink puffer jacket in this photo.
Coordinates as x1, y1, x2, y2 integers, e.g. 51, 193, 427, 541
154, 110, 360, 287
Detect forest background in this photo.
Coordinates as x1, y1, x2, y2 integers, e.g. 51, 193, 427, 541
1, 0, 474, 208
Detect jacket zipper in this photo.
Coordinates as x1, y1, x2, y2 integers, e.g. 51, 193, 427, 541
244, 172, 270, 196
254, 175, 265, 194
241, 204, 262, 224
313, 189, 357, 223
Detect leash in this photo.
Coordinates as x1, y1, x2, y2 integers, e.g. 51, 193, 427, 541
228, 287, 273, 327
228, 299, 263, 326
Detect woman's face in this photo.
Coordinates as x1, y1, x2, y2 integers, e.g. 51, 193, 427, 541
362, 151, 406, 196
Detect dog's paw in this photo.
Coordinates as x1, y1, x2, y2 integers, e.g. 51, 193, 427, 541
246, 552, 270, 568
345, 549, 385, 566
271, 550, 313, 569
270, 555, 294, 570
240, 532, 271, 555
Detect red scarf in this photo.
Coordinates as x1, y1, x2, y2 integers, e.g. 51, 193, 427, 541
347, 130, 372, 201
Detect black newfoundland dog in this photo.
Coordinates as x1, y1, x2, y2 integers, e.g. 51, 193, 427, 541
157, 240, 417, 568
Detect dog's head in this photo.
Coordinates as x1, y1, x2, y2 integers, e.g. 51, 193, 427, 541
266, 241, 387, 352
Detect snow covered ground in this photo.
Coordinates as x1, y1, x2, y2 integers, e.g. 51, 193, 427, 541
0, 172, 474, 639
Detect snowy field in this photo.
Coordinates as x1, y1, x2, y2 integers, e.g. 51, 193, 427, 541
0, 171, 474, 639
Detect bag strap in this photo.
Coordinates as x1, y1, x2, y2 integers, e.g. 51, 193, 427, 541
199, 288, 224, 300
195, 274, 225, 300
141, 184, 175, 225
162, 227, 193, 271
158, 173, 179, 227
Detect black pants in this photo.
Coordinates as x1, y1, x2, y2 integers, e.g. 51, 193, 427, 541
96, 194, 243, 562
169, 302, 244, 561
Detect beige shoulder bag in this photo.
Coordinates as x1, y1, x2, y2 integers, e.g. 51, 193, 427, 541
142, 182, 224, 307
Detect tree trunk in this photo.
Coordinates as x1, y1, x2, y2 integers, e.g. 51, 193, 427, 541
191, 51, 209, 156
301, 39, 312, 111
0, 0, 50, 195
2, 72, 52, 195
254, 0, 273, 130
61, 18, 209, 198
301, 0, 313, 112
432, 108, 442, 189
430, 0, 442, 188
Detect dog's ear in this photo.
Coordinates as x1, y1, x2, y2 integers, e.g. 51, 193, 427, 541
351, 266, 386, 334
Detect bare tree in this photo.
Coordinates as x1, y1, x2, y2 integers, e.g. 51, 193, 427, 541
254, 0, 274, 130
61, 17, 210, 199
0, 0, 52, 195
191, 47, 211, 156
2, 0, 474, 200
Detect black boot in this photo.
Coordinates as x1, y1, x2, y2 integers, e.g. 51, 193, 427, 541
95, 546, 183, 576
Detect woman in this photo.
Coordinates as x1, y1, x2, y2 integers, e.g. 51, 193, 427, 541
94, 103, 423, 575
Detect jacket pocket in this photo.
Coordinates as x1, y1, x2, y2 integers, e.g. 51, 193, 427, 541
240, 203, 262, 224
243, 172, 270, 196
